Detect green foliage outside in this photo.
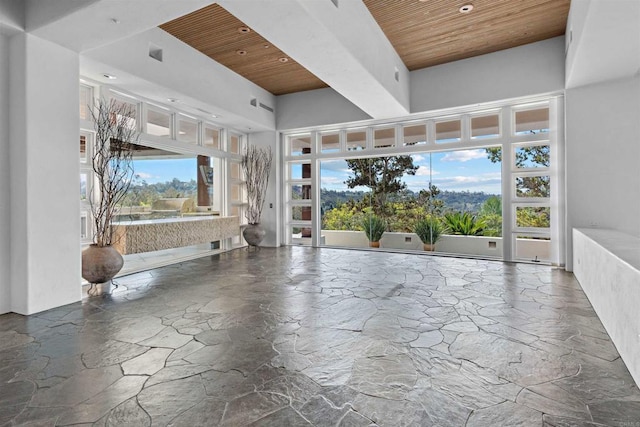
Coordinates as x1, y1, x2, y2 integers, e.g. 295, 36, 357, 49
479, 195, 502, 237
121, 177, 198, 208
322, 202, 368, 231
516, 207, 550, 228
362, 215, 386, 242
321, 146, 552, 239
414, 216, 444, 244
345, 156, 418, 220
443, 212, 486, 236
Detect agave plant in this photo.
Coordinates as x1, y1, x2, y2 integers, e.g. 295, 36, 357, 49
444, 212, 486, 236
414, 216, 443, 245
362, 215, 386, 245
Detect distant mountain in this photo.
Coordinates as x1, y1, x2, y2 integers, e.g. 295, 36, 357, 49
318, 188, 498, 214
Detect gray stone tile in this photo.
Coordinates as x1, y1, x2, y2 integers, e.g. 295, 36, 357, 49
166, 397, 226, 426
588, 400, 640, 427
249, 406, 313, 426
57, 375, 147, 425
543, 414, 611, 427
138, 326, 193, 349
104, 397, 151, 427
516, 383, 591, 420
121, 347, 172, 376
1, 247, 639, 427
220, 392, 290, 426
81, 339, 149, 369
137, 375, 207, 426
29, 364, 123, 407
348, 354, 417, 400
467, 401, 543, 426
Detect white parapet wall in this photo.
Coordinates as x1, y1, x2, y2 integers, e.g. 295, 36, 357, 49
320, 230, 549, 260
573, 228, 640, 386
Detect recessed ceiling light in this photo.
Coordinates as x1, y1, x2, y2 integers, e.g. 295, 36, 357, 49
238, 26, 251, 34
236, 50, 247, 56
278, 57, 289, 63
103, 73, 117, 80
459, 4, 473, 13
264, 44, 270, 49
211, 114, 218, 118
167, 98, 179, 103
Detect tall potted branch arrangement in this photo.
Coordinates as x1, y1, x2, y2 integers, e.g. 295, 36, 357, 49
241, 145, 273, 247
82, 98, 139, 285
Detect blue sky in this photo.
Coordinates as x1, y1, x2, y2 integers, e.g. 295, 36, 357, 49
132, 158, 197, 184
319, 149, 502, 195
131, 148, 502, 194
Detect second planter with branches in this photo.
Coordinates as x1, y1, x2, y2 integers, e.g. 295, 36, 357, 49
241, 145, 273, 247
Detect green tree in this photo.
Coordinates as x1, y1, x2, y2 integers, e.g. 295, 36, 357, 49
478, 195, 502, 237
417, 184, 444, 215
486, 146, 549, 197
345, 156, 418, 220
322, 202, 368, 231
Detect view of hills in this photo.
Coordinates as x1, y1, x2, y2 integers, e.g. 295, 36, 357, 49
297, 188, 500, 214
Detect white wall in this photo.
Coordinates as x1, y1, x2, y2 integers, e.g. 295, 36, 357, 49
565, 75, 640, 271
0, 33, 10, 314
276, 37, 565, 131
82, 28, 276, 132
565, 0, 640, 89
9, 33, 81, 314
0, 0, 24, 33
276, 87, 371, 130
247, 131, 279, 247
411, 37, 565, 114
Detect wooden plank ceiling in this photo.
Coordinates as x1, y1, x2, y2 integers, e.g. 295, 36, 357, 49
160, 0, 570, 95
364, 0, 571, 70
160, 4, 328, 96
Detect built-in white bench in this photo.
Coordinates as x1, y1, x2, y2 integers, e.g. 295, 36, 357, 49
573, 228, 640, 385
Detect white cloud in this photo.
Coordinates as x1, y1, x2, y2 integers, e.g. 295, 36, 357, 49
441, 149, 487, 163
135, 172, 155, 180
412, 154, 425, 162
320, 176, 344, 185
320, 160, 350, 173
415, 165, 439, 176
441, 172, 501, 184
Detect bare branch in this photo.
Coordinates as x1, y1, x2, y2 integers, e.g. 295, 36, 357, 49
88, 98, 139, 247
241, 145, 273, 224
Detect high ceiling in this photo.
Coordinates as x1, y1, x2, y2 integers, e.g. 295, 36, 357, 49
161, 0, 570, 96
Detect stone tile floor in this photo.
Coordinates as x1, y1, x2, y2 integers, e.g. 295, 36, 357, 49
2, 247, 640, 426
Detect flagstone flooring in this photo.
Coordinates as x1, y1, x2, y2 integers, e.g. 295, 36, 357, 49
2, 247, 640, 426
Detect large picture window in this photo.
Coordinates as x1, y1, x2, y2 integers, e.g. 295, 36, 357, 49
80, 83, 249, 271
285, 98, 562, 265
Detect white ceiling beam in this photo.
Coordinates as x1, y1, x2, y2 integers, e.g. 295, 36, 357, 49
25, 0, 215, 52
82, 28, 276, 132
219, 0, 410, 120
566, 0, 640, 88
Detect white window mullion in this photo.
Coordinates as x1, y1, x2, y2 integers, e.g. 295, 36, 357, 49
549, 96, 564, 266
501, 107, 514, 262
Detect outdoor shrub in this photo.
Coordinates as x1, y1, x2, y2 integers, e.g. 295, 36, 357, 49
443, 212, 486, 236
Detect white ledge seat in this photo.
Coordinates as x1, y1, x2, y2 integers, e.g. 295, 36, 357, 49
573, 228, 640, 386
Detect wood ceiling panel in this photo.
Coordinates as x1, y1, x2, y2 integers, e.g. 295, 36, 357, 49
363, 0, 571, 70
160, 1, 569, 96
160, 4, 328, 96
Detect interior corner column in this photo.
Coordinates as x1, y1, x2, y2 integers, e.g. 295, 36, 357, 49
0, 34, 10, 314
9, 33, 81, 314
